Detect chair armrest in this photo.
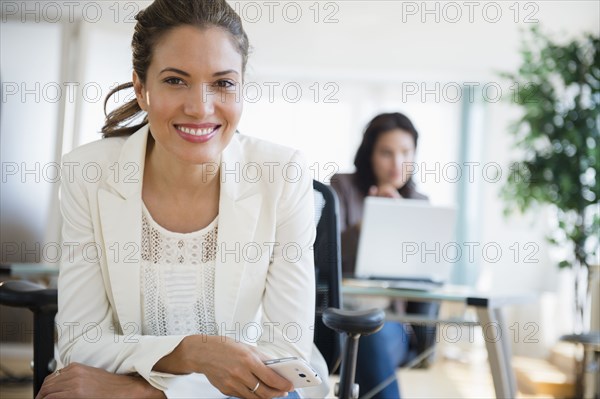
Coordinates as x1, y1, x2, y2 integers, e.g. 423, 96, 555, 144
322, 308, 385, 336
0, 280, 58, 311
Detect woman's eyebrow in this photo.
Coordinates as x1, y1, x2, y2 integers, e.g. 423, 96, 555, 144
160, 67, 190, 76
213, 69, 239, 77
159, 67, 239, 77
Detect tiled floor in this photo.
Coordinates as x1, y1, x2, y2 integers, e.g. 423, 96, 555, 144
1, 343, 33, 399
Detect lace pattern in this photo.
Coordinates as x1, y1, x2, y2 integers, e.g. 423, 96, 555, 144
140, 204, 219, 336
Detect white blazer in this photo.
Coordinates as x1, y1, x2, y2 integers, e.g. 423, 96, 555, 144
56, 125, 329, 398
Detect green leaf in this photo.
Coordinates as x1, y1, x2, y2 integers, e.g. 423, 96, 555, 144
499, 26, 599, 271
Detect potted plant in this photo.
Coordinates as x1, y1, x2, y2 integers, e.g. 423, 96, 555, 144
500, 26, 599, 333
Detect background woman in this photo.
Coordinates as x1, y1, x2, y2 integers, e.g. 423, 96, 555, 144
331, 112, 437, 399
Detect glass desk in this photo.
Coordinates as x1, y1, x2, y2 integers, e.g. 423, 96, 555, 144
343, 281, 536, 399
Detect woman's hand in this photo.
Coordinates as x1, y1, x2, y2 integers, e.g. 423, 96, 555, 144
178, 335, 293, 399
368, 184, 401, 198
198, 336, 293, 399
35, 363, 165, 399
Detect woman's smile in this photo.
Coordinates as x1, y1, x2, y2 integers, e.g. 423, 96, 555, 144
174, 123, 221, 143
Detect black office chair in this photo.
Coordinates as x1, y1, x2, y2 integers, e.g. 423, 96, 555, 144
0, 280, 57, 395
312, 179, 343, 372
313, 180, 385, 399
0, 180, 384, 399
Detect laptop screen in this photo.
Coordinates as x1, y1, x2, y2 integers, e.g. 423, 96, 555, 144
355, 197, 457, 283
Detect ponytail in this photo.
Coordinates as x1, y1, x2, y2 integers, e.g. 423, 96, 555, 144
101, 82, 148, 138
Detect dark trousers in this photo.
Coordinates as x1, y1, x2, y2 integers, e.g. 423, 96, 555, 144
355, 321, 409, 399
355, 302, 439, 399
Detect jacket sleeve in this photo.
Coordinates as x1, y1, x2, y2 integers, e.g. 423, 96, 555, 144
56, 153, 186, 391
256, 150, 316, 363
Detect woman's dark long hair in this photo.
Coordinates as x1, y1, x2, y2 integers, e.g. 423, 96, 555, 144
353, 112, 420, 197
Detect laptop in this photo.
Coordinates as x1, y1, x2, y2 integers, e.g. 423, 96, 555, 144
351, 197, 457, 291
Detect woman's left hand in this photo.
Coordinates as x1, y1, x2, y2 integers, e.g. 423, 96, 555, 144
35, 362, 165, 399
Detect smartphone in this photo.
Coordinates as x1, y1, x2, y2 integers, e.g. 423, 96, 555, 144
263, 357, 322, 388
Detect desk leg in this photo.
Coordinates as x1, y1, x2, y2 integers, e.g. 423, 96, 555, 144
475, 307, 517, 399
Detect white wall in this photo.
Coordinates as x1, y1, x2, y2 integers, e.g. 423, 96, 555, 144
1, 21, 63, 263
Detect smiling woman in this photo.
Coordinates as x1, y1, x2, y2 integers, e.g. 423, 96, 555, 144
35, 0, 328, 398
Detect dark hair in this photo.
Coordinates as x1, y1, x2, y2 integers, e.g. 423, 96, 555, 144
101, 0, 250, 138
353, 112, 420, 197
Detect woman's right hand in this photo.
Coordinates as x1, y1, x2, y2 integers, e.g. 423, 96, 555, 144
368, 184, 401, 199
160, 335, 293, 399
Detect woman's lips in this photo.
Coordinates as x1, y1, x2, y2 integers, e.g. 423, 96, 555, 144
174, 124, 220, 143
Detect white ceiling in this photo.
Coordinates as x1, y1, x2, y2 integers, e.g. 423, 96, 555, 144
242, 1, 600, 81
2, 0, 598, 82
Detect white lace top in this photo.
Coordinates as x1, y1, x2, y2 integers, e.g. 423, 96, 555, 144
140, 203, 219, 336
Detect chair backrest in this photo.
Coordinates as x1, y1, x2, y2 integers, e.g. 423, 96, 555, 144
312, 180, 342, 373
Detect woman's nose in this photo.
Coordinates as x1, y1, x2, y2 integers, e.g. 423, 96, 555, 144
183, 84, 215, 117
393, 154, 405, 167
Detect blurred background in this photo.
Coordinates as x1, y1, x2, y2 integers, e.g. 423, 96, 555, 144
1, 1, 599, 397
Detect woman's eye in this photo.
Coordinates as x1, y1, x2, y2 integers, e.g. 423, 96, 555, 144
164, 77, 185, 85
215, 80, 236, 89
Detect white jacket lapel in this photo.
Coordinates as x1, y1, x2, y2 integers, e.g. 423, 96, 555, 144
98, 189, 143, 330
98, 127, 148, 331
214, 135, 262, 330
214, 190, 261, 331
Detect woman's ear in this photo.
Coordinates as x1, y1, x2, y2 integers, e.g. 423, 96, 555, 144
132, 71, 148, 111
